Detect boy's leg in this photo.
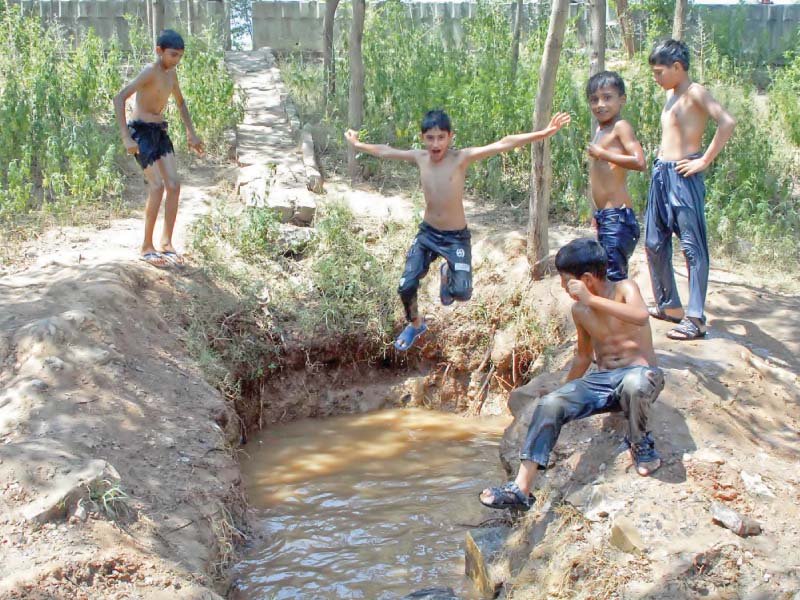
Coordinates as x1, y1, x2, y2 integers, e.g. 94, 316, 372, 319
645, 166, 683, 319
141, 165, 168, 267
672, 175, 709, 322
481, 375, 612, 507
616, 366, 665, 475
597, 209, 639, 282
438, 228, 472, 304
155, 152, 182, 264
397, 229, 436, 327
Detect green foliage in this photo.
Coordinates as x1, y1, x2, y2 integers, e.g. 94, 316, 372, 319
279, 0, 798, 263
0, 7, 242, 223
770, 50, 800, 146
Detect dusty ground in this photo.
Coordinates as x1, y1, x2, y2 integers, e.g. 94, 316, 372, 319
0, 159, 246, 599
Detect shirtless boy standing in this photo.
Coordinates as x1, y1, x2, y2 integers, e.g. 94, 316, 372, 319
344, 109, 570, 351
586, 71, 647, 281
113, 29, 204, 268
646, 39, 735, 340
480, 238, 664, 510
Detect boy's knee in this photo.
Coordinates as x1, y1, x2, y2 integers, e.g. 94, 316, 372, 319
537, 393, 566, 419
164, 179, 181, 194
148, 182, 165, 196
397, 277, 419, 300
622, 368, 664, 402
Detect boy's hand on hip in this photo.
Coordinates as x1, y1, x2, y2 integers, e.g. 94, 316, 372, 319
188, 134, 204, 155
676, 156, 708, 177
124, 139, 139, 155
567, 280, 592, 305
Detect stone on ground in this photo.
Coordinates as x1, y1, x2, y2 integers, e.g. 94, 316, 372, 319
610, 516, 646, 554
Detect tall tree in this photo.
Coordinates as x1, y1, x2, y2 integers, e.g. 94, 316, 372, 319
613, 0, 635, 59
588, 0, 606, 77
510, 0, 524, 80
347, 0, 366, 183
152, 0, 164, 46
673, 0, 688, 40
323, 0, 341, 108
527, 0, 570, 279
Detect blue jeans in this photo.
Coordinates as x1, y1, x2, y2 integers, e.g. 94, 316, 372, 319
645, 155, 709, 320
595, 207, 640, 281
519, 366, 665, 467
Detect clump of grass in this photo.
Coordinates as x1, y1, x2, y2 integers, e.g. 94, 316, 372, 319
87, 479, 131, 521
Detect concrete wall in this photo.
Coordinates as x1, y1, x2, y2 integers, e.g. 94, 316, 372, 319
251, 0, 799, 63
8, 0, 231, 49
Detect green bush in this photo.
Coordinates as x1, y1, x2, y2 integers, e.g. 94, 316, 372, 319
770, 51, 800, 147
0, 7, 242, 223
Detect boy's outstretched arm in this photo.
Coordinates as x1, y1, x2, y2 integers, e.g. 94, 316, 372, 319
587, 120, 646, 171
113, 68, 154, 156
173, 78, 204, 155
567, 279, 649, 326
344, 129, 418, 162
676, 85, 736, 177
459, 112, 571, 165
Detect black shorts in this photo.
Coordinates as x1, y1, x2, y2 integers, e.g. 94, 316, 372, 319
128, 120, 175, 170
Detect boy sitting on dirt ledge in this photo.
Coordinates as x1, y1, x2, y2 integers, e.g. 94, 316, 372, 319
480, 238, 665, 510
344, 109, 570, 351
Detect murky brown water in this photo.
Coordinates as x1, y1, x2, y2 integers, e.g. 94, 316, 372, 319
231, 408, 510, 599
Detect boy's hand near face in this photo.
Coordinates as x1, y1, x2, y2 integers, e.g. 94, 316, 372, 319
567, 279, 593, 305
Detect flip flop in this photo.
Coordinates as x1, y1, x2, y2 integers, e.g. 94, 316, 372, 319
647, 305, 682, 324
478, 481, 534, 510
394, 322, 428, 352
667, 317, 707, 341
139, 251, 168, 269
161, 251, 185, 268
440, 262, 454, 306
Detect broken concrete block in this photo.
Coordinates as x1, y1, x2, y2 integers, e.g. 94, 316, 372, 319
21, 459, 120, 523
691, 447, 726, 465
292, 190, 317, 225
239, 178, 269, 208
610, 516, 645, 554
710, 501, 762, 537
265, 184, 295, 222
277, 224, 315, 255
465, 526, 510, 598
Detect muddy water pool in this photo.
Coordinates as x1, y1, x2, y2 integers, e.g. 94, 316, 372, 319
230, 408, 510, 599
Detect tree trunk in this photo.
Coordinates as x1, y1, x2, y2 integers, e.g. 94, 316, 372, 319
347, 0, 366, 183
588, 0, 606, 77
673, 0, 688, 40
323, 0, 341, 108
152, 0, 164, 46
510, 0, 524, 80
614, 0, 635, 59
527, 0, 570, 279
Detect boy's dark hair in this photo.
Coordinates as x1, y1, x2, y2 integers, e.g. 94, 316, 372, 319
648, 39, 689, 70
555, 238, 608, 279
157, 29, 185, 51
421, 110, 452, 133
586, 71, 626, 99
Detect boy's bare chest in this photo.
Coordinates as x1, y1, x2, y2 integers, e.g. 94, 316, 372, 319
661, 95, 702, 131
140, 72, 175, 106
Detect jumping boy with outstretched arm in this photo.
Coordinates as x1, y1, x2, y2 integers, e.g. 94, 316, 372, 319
344, 109, 570, 351
645, 39, 735, 340
586, 71, 647, 281
479, 238, 664, 510
113, 29, 204, 269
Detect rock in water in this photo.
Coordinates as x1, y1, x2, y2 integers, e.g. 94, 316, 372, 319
465, 526, 511, 598
710, 501, 762, 537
